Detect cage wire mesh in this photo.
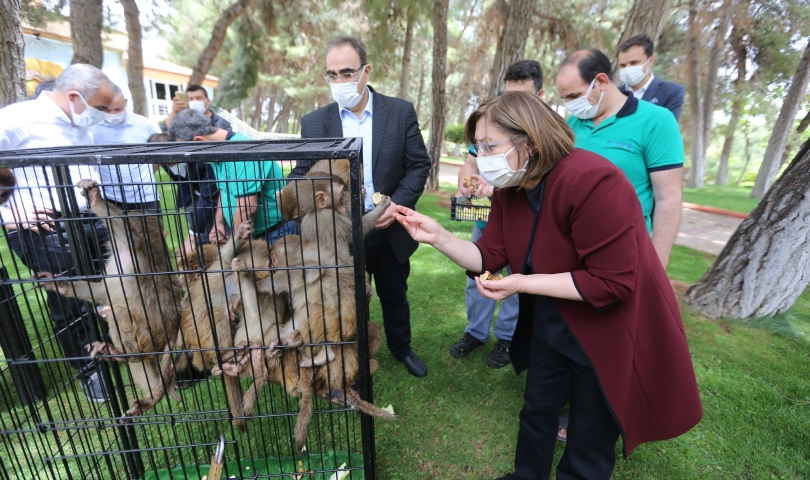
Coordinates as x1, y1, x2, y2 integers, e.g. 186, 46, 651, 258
0, 139, 381, 479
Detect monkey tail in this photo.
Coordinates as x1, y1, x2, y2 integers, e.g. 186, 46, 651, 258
346, 389, 396, 421
295, 367, 313, 452
225, 374, 247, 431
160, 346, 181, 402
242, 373, 266, 418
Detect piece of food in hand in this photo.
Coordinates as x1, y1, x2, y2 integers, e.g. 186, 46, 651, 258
372, 192, 384, 206
463, 176, 478, 189
480, 271, 503, 281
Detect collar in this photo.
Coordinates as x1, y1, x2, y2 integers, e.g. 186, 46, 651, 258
225, 130, 238, 140
637, 73, 655, 93
616, 92, 639, 118
339, 88, 374, 121
39, 92, 73, 126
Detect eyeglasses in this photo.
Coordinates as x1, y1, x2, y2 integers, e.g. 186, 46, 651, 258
474, 137, 521, 156
324, 65, 367, 83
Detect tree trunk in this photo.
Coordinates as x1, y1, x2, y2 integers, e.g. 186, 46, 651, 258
751, 40, 810, 198
0, 0, 27, 107
70, 0, 104, 68
416, 62, 426, 119
251, 87, 263, 129
398, 7, 415, 100
487, 0, 534, 98
685, 0, 705, 188
427, 0, 449, 191
615, 0, 673, 50
797, 109, 810, 134
684, 137, 810, 319
700, 0, 733, 157
272, 97, 292, 133
716, 28, 747, 186
736, 127, 751, 187
120, 0, 147, 115
188, 0, 253, 86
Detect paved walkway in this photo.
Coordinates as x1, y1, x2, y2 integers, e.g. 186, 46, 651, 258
437, 161, 743, 255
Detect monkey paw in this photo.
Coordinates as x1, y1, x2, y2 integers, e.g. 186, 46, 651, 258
87, 342, 125, 361
76, 179, 100, 203
228, 296, 242, 323
125, 397, 155, 417
374, 194, 392, 211
231, 257, 246, 272
266, 341, 284, 359
235, 220, 254, 241
217, 344, 253, 377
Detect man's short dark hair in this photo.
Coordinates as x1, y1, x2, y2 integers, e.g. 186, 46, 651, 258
618, 34, 655, 58
34, 78, 56, 98
503, 60, 544, 94
186, 84, 208, 98
148, 133, 170, 143
169, 109, 218, 141
560, 49, 613, 83
326, 35, 368, 66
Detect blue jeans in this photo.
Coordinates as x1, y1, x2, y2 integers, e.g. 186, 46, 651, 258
259, 220, 299, 246
465, 225, 519, 342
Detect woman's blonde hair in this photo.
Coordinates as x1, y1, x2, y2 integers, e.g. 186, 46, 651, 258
464, 92, 575, 188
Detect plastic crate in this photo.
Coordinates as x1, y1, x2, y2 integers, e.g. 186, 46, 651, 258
450, 196, 491, 222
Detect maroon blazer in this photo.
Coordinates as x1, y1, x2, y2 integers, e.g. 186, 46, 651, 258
473, 148, 702, 455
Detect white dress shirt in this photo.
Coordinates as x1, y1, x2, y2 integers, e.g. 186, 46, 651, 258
0, 93, 100, 223
92, 113, 160, 204
339, 89, 375, 211
632, 73, 655, 100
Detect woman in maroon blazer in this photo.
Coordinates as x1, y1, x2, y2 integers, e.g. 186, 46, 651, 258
394, 92, 702, 479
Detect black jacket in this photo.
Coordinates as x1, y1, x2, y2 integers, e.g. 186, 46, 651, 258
290, 87, 431, 263
161, 162, 220, 234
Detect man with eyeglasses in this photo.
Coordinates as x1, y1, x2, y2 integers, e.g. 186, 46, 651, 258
450, 60, 545, 371
289, 35, 431, 378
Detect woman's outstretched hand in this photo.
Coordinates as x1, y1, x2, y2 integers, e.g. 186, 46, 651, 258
476, 274, 524, 301
394, 205, 445, 246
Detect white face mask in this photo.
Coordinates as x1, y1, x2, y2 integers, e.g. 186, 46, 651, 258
104, 112, 127, 126
476, 145, 526, 188
188, 100, 207, 113
619, 58, 651, 87
563, 79, 604, 120
330, 78, 366, 110
69, 92, 106, 128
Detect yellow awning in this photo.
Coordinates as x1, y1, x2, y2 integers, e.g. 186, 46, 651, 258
25, 58, 64, 96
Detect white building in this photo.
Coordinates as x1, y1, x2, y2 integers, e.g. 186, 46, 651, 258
22, 19, 219, 120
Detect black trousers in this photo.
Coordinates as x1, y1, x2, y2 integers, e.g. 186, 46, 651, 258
365, 229, 412, 361
510, 302, 621, 480
6, 219, 109, 377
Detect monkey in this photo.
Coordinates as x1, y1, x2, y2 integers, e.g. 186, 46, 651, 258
279, 159, 354, 222
241, 319, 388, 451
173, 221, 259, 431
36, 179, 183, 418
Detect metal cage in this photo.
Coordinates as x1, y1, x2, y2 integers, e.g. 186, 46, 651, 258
0, 139, 379, 479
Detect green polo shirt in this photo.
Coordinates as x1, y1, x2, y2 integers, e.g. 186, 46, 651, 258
211, 132, 283, 235
567, 95, 684, 232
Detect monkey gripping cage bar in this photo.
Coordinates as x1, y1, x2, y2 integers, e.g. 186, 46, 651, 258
0, 138, 378, 479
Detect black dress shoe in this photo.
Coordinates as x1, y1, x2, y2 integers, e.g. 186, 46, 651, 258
400, 351, 427, 378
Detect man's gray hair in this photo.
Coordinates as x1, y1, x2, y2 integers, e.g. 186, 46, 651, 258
326, 35, 368, 65
53, 64, 115, 98
169, 109, 218, 141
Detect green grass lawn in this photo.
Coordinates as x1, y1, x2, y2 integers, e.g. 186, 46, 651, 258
2, 182, 809, 479
682, 185, 761, 215
370, 190, 810, 479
